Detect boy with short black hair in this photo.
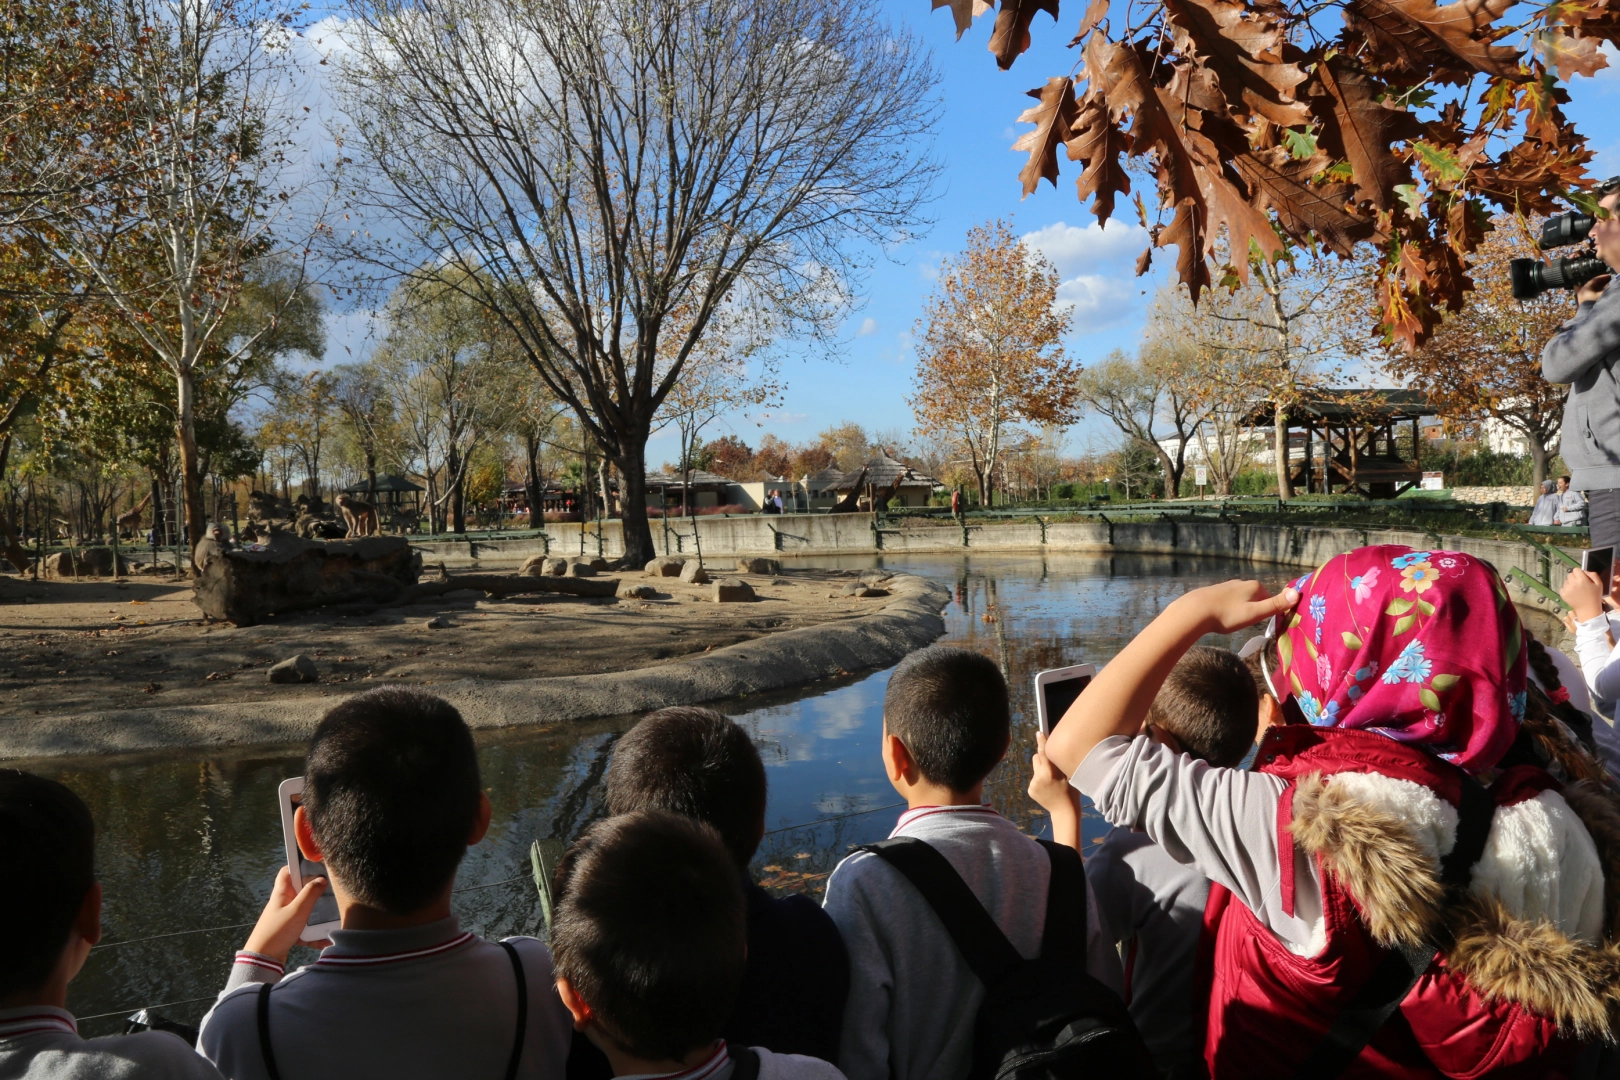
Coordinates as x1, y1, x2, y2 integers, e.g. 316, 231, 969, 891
551, 811, 844, 1080
196, 687, 574, 1080
605, 707, 848, 1062
823, 646, 1121, 1080
1031, 645, 1258, 1079
0, 768, 223, 1079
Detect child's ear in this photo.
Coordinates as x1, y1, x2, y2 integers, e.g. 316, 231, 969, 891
294, 805, 325, 863
882, 728, 914, 784
555, 976, 594, 1030
1256, 695, 1283, 741
468, 791, 493, 846
77, 882, 103, 948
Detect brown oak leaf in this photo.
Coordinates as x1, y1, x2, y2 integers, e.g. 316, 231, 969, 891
1066, 91, 1132, 222
1445, 197, 1493, 254
1345, 0, 1522, 82
1535, 28, 1609, 78
1069, 0, 1110, 46
1160, 0, 1310, 125
1312, 56, 1424, 212
1471, 134, 1592, 213
932, 0, 995, 39
1232, 147, 1383, 255
1013, 78, 1080, 195
990, 0, 1062, 70
1157, 197, 1213, 301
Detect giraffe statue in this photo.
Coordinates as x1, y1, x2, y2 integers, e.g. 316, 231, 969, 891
116, 492, 153, 538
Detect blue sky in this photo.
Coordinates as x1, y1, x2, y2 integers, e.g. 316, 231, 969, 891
312, 6, 1620, 460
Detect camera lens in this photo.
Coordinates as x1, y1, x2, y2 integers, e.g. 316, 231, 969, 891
1512, 255, 1611, 298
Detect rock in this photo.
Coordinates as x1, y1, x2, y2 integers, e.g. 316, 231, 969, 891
588, 557, 609, 571
618, 582, 657, 599
519, 554, 567, 577
679, 561, 710, 585
859, 570, 892, 586
566, 560, 597, 578
46, 548, 129, 577
714, 578, 755, 603
267, 655, 318, 684
424, 616, 450, 629
644, 556, 685, 577
736, 557, 780, 575
190, 532, 420, 627
840, 583, 869, 597
859, 587, 889, 598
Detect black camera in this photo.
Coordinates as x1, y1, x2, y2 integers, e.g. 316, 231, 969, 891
1511, 178, 1620, 300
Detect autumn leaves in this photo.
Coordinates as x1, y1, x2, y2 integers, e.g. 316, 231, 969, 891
943, 0, 1614, 349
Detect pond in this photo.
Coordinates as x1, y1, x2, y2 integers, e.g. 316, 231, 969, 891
29, 551, 1276, 1036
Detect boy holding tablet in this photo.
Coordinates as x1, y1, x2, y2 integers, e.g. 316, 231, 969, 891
196, 687, 574, 1080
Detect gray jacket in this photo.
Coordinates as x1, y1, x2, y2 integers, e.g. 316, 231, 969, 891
1543, 289, 1620, 490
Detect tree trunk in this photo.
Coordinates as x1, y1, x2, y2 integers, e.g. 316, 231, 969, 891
524, 434, 543, 529
451, 474, 466, 533
176, 368, 207, 567
0, 436, 31, 574
1529, 439, 1551, 491
1153, 444, 1177, 499
1273, 401, 1293, 500
615, 439, 656, 568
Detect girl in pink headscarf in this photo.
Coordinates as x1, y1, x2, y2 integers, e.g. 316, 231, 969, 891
1044, 546, 1620, 1079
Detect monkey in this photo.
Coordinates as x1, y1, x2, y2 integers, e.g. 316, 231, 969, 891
336, 493, 380, 538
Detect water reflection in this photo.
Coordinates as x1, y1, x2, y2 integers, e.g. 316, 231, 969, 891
26, 551, 1272, 1035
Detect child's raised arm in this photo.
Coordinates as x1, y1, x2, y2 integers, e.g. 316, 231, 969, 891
1044, 580, 1298, 779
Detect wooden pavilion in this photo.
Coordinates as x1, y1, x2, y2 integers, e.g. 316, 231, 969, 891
1243, 390, 1439, 499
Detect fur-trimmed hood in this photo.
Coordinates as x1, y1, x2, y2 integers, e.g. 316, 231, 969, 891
1291, 771, 1620, 1039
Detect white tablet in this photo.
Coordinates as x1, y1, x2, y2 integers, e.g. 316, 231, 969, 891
1034, 664, 1096, 736
276, 776, 341, 944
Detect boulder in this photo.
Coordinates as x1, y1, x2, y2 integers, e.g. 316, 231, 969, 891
424, 615, 450, 629
519, 554, 568, 577
618, 582, 657, 599
736, 557, 780, 575
679, 561, 710, 585
644, 556, 685, 577
714, 578, 755, 603
588, 557, 610, 571
859, 570, 893, 586
191, 532, 421, 627
566, 560, 598, 578
267, 655, 318, 684
839, 583, 887, 598
46, 547, 128, 577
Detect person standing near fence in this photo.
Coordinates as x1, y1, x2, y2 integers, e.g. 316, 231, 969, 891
1556, 475, 1588, 527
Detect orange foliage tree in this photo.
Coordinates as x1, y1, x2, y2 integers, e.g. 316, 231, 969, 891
910, 219, 1080, 507
1379, 217, 1575, 487
934, 0, 1616, 348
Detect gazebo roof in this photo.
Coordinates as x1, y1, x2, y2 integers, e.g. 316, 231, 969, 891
1240, 389, 1438, 427
344, 473, 424, 494
832, 453, 936, 490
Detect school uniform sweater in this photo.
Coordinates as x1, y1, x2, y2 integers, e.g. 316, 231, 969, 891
0, 1007, 222, 1080
1085, 828, 1208, 1077
620, 1042, 845, 1080
822, 805, 1122, 1080
196, 916, 573, 1080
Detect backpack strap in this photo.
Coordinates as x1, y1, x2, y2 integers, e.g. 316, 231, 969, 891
1036, 839, 1086, 967
860, 837, 1024, 986
256, 983, 282, 1080
1292, 773, 1496, 1080
500, 940, 529, 1080
725, 1044, 761, 1080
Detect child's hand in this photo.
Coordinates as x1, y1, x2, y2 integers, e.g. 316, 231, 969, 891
1028, 731, 1075, 815
1176, 579, 1300, 634
1561, 567, 1608, 622
243, 866, 329, 964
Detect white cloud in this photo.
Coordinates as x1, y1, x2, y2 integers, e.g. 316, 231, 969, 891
856, 317, 879, 337
1054, 274, 1142, 329
1021, 219, 1148, 278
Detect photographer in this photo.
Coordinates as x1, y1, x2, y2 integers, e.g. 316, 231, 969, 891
1542, 185, 1620, 554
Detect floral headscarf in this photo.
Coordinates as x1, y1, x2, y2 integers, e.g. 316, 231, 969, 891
1273, 545, 1527, 774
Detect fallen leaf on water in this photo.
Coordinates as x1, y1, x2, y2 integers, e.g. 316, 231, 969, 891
793, 852, 811, 859
762, 865, 784, 873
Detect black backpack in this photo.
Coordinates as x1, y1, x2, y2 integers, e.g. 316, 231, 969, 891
861, 837, 1155, 1080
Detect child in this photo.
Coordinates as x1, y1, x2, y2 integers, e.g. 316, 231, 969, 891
605, 707, 848, 1062
1043, 547, 1619, 1077
196, 687, 574, 1080
1030, 646, 1256, 1079
550, 811, 844, 1080
821, 646, 1121, 1080
0, 769, 224, 1079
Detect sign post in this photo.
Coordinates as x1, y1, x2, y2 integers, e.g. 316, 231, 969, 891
1195, 464, 1208, 499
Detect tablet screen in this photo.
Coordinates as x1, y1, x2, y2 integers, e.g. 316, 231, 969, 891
1042, 674, 1092, 732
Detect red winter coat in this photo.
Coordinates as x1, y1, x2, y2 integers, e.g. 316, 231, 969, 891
1197, 725, 1616, 1079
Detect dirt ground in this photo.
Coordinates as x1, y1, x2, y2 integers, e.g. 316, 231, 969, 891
0, 566, 890, 719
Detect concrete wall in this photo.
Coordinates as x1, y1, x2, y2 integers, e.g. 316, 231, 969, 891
410, 512, 1575, 617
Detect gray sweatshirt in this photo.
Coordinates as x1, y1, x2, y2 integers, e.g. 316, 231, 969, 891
1084, 829, 1208, 1075
196, 916, 573, 1080
0, 1007, 222, 1079
1542, 291, 1620, 491
821, 805, 1122, 1080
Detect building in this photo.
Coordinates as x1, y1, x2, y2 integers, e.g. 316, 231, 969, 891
830, 453, 938, 510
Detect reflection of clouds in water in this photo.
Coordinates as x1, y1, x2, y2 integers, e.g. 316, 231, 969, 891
740, 672, 890, 764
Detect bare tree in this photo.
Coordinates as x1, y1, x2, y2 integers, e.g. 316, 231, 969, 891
1075, 347, 1207, 499
332, 0, 940, 564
